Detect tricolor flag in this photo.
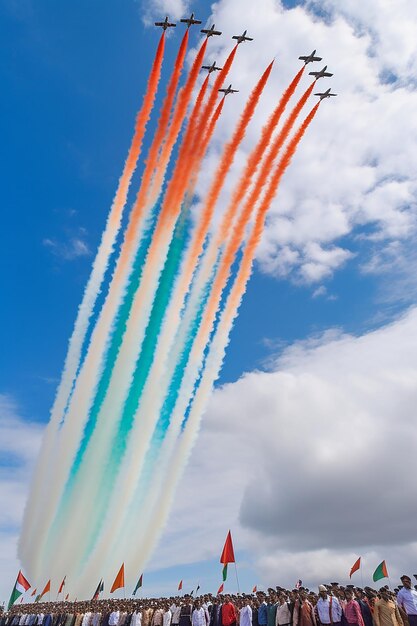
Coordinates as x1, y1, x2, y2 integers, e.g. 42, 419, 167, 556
38, 580, 51, 601
92, 579, 104, 600
31, 588, 37, 597
65, 593, 69, 601
178, 580, 183, 591
8, 571, 31, 609
350, 557, 361, 579
222, 564, 228, 582
217, 583, 224, 594
110, 564, 125, 593
133, 574, 143, 596
373, 560, 388, 582
58, 577, 66, 594
220, 531, 235, 564
252, 586, 257, 593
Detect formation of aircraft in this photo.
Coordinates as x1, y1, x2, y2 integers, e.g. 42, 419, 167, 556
315, 88, 337, 100
202, 61, 223, 73
180, 13, 202, 27
154, 16, 176, 30
153, 19, 337, 103
309, 65, 333, 79
201, 24, 222, 37
232, 29, 253, 44
299, 50, 322, 65
219, 84, 239, 96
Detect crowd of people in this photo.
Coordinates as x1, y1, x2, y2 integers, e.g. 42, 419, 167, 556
3, 575, 417, 626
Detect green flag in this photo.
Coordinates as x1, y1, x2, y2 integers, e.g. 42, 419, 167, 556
373, 560, 388, 582
222, 564, 228, 581
133, 574, 143, 595
8, 571, 31, 609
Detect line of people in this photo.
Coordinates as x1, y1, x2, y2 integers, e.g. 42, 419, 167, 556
3, 575, 417, 626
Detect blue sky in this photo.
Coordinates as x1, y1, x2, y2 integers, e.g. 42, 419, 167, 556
2, 0, 417, 605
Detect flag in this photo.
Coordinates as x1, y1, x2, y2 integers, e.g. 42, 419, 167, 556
220, 530, 235, 564
8, 570, 31, 609
65, 593, 69, 601
58, 577, 66, 594
110, 563, 125, 593
252, 586, 257, 593
133, 574, 143, 596
190, 590, 194, 596
196, 584, 200, 594
92, 579, 104, 600
373, 560, 388, 582
350, 557, 361, 579
31, 588, 37, 597
222, 564, 228, 581
38, 580, 51, 601
178, 580, 183, 591
217, 583, 224, 594
295, 580, 302, 589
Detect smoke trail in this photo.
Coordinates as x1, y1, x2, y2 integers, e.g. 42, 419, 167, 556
69, 97, 228, 590
19, 32, 166, 563
122, 104, 321, 575
21, 32, 191, 579
37, 39, 217, 581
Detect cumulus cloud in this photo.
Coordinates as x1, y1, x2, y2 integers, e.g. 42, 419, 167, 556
140, 0, 191, 25
152, 307, 417, 588
176, 0, 417, 286
0, 395, 43, 600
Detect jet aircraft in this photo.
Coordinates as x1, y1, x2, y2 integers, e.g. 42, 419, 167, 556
201, 24, 222, 37
315, 88, 337, 100
154, 16, 176, 30
219, 84, 239, 96
180, 13, 202, 27
202, 61, 223, 73
299, 50, 322, 65
309, 65, 333, 79
232, 30, 253, 44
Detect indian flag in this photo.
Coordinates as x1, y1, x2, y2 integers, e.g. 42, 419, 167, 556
8, 571, 31, 609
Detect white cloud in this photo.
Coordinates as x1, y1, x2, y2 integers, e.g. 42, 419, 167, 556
152, 306, 417, 589
0, 395, 43, 602
178, 0, 417, 285
139, 0, 191, 25
43, 234, 91, 261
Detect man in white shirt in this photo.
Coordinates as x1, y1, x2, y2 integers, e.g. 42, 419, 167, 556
239, 598, 253, 626
171, 604, 181, 626
109, 611, 120, 626
163, 605, 172, 626
315, 586, 342, 626
397, 576, 417, 626
192, 600, 209, 626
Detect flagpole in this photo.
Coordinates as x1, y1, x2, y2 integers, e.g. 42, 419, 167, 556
234, 563, 240, 594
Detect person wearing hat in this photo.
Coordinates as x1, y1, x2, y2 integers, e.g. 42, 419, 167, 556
315, 586, 342, 626
397, 577, 417, 626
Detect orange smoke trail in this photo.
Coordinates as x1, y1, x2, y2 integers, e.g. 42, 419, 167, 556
217, 66, 305, 239
226, 103, 321, 317
194, 91, 317, 351
186, 60, 274, 267
117, 29, 189, 260
109, 32, 166, 229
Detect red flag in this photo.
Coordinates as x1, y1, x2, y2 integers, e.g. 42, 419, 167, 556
217, 583, 224, 594
58, 577, 66, 594
39, 580, 51, 599
31, 588, 37, 597
220, 530, 235, 564
178, 580, 183, 591
65, 593, 69, 601
252, 585, 257, 593
110, 564, 125, 593
350, 557, 361, 578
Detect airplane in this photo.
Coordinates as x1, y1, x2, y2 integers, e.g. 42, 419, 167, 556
180, 13, 202, 27
202, 61, 223, 73
232, 29, 253, 44
219, 84, 239, 96
154, 16, 176, 30
315, 88, 337, 100
299, 49, 322, 65
309, 65, 333, 79
201, 24, 222, 37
